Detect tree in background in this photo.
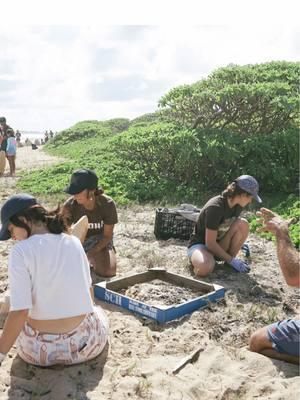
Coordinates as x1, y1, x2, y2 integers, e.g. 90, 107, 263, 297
159, 61, 299, 135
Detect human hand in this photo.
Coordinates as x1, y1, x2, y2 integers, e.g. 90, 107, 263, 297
256, 208, 293, 235
229, 257, 250, 273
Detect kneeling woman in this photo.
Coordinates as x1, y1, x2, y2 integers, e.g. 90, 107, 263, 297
188, 175, 262, 277
62, 169, 118, 277
0, 194, 108, 367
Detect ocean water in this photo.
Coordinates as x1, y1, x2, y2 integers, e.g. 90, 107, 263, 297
20, 131, 45, 141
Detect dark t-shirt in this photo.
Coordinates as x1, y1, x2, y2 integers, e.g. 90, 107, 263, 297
63, 193, 118, 239
188, 195, 242, 247
0, 137, 7, 151
0, 124, 14, 136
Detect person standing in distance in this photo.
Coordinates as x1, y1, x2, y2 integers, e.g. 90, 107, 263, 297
0, 117, 14, 176
6, 131, 17, 176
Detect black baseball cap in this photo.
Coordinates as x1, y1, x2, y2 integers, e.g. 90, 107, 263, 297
64, 169, 98, 195
0, 194, 38, 240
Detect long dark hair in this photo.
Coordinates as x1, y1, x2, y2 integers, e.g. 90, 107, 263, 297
94, 187, 104, 196
222, 181, 249, 199
10, 205, 69, 237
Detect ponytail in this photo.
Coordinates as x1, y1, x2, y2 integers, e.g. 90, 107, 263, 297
222, 181, 249, 199
44, 207, 69, 234
95, 187, 104, 195
10, 205, 69, 237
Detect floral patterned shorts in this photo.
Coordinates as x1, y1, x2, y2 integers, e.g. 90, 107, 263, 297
17, 307, 109, 366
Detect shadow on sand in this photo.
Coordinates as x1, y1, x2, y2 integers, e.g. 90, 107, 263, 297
7, 342, 109, 399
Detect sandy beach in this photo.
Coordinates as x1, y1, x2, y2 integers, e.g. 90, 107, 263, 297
0, 147, 299, 400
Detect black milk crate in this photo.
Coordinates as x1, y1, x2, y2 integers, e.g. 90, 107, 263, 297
154, 208, 196, 240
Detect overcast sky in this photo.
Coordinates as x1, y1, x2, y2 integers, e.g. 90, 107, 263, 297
0, 1, 299, 132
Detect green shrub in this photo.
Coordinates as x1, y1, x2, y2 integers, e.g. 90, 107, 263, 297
159, 61, 300, 134
249, 194, 299, 249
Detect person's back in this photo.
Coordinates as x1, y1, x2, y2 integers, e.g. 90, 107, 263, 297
0, 194, 109, 367
6, 134, 16, 155
10, 233, 93, 321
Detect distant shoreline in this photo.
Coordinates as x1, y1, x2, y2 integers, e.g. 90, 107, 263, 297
19, 132, 44, 141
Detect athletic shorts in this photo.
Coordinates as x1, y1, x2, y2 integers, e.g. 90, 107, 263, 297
17, 306, 109, 366
267, 319, 300, 356
187, 243, 208, 260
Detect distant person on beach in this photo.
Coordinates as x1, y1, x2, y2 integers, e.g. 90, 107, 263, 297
0, 117, 14, 137
6, 131, 17, 177
187, 175, 262, 277
15, 130, 21, 147
0, 132, 8, 177
62, 169, 118, 277
0, 118, 16, 176
0, 193, 108, 367
249, 208, 299, 365
49, 130, 54, 138
44, 131, 49, 143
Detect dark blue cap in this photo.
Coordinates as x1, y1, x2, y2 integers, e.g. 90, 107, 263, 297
0, 194, 37, 240
236, 175, 262, 203
64, 169, 98, 195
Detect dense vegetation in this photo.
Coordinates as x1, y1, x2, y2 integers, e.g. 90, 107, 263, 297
159, 61, 299, 134
18, 61, 299, 246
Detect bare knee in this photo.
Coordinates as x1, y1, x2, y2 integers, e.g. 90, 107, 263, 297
191, 252, 215, 277
234, 218, 249, 236
249, 331, 261, 352
88, 248, 116, 277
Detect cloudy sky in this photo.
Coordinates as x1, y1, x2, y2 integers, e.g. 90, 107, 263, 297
0, 1, 299, 132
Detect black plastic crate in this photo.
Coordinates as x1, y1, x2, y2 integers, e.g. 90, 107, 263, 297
154, 208, 196, 240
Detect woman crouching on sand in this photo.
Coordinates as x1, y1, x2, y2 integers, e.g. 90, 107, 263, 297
62, 169, 118, 278
0, 194, 108, 367
187, 175, 262, 277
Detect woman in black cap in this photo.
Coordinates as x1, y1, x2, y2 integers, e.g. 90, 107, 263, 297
62, 169, 118, 277
187, 175, 262, 277
0, 193, 108, 367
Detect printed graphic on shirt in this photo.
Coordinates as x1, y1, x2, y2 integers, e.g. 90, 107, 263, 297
88, 222, 103, 230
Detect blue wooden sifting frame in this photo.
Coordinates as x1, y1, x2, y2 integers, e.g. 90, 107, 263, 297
94, 268, 225, 324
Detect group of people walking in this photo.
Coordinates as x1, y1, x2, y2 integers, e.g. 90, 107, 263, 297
0, 166, 298, 369
0, 117, 17, 177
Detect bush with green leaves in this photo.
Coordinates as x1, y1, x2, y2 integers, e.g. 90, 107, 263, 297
19, 121, 298, 203
109, 123, 298, 197
50, 118, 129, 147
159, 61, 300, 134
